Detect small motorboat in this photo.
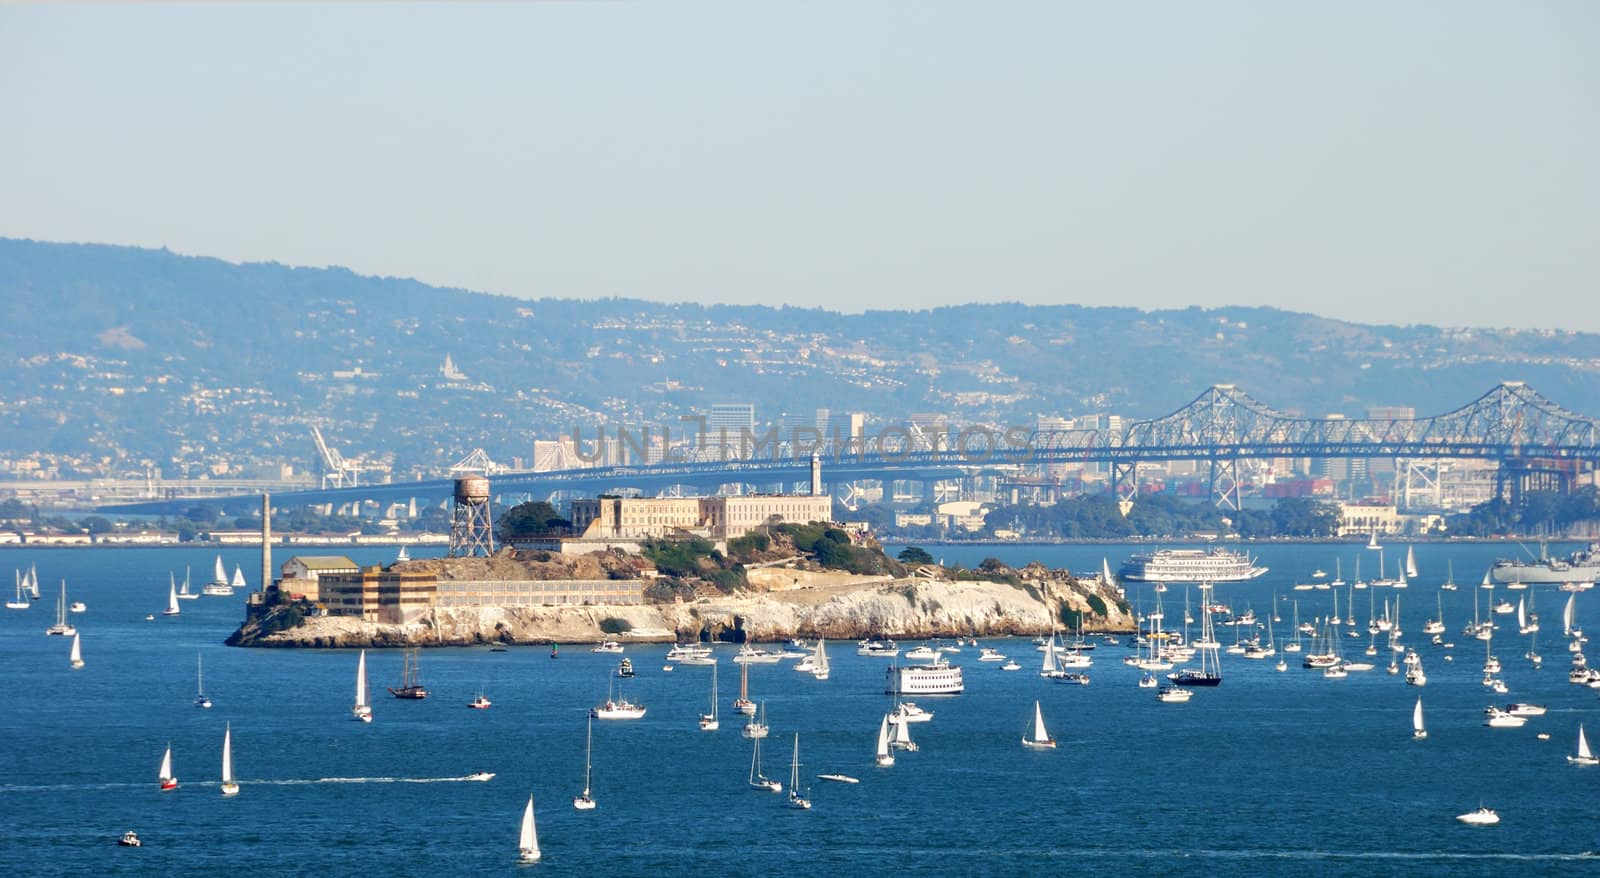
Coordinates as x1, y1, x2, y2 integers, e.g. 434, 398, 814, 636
1505, 703, 1547, 717
468, 694, 492, 710
117, 831, 142, 847
1156, 686, 1193, 703
1000, 660, 1021, 671
817, 773, 860, 784
69, 601, 86, 614
616, 658, 635, 678
1456, 806, 1500, 825
465, 771, 496, 782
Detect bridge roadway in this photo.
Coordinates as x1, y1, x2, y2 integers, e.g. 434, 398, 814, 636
99, 382, 1600, 515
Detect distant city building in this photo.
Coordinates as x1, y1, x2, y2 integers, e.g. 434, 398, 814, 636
706, 403, 756, 459
568, 494, 833, 542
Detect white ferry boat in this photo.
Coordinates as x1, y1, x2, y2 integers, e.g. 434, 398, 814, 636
885, 658, 964, 695
1118, 548, 1267, 583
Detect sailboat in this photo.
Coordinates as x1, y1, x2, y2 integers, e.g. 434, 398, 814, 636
1412, 698, 1427, 740
69, 631, 84, 669
230, 565, 247, 592
699, 664, 720, 731
787, 734, 812, 810
203, 555, 233, 596
573, 713, 597, 809
890, 713, 918, 751
45, 581, 76, 636
517, 795, 541, 863
1519, 593, 1539, 635
352, 650, 373, 722
27, 564, 40, 600
220, 723, 240, 796
1101, 557, 1115, 586
389, 648, 428, 699
1330, 558, 1345, 588
1563, 592, 1579, 638
159, 743, 178, 791
742, 701, 770, 739
8, 571, 31, 610
1366, 531, 1382, 550
161, 578, 181, 616
733, 661, 756, 715
1405, 545, 1418, 578
1169, 582, 1222, 686
875, 714, 895, 767
195, 654, 213, 708
1568, 725, 1598, 765
175, 569, 198, 600
748, 728, 782, 792
1440, 560, 1458, 591
1021, 700, 1056, 749
811, 638, 830, 680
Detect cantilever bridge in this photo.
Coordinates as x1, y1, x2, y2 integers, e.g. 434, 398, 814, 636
102, 382, 1600, 515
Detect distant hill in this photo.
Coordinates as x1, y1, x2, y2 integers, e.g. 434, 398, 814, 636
3, 237, 1598, 475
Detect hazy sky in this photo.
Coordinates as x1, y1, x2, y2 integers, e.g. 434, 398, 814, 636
3, 2, 1596, 329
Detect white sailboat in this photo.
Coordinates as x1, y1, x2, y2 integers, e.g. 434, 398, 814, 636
231, 565, 247, 591
1405, 545, 1418, 579
1412, 697, 1427, 740
787, 734, 811, 810
890, 713, 917, 751
7, 571, 30, 610
195, 654, 213, 708
1021, 700, 1056, 749
748, 729, 782, 792
1101, 557, 1115, 586
699, 664, 720, 731
1563, 592, 1579, 638
159, 743, 178, 791
1440, 560, 1458, 591
1568, 725, 1599, 765
733, 660, 757, 715
162, 579, 181, 616
874, 714, 895, 767
220, 723, 239, 796
203, 555, 233, 596
742, 700, 770, 739
176, 569, 198, 600
1366, 531, 1382, 550
811, 638, 830, 680
27, 564, 40, 600
69, 631, 84, 669
517, 795, 541, 863
352, 650, 373, 722
45, 581, 76, 636
574, 713, 597, 809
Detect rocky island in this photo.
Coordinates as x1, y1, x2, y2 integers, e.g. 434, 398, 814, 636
227, 525, 1135, 649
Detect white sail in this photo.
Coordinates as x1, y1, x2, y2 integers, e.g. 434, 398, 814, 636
875, 714, 894, 765
231, 565, 247, 589
518, 796, 540, 862
812, 638, 829, 678
220, 723, 239, 795
159, 744, 174, 784
1031, 700, 1050, 743
1564, 594, 1577, 637
1041, 632, 1059, 675
1412, 698, 1425, 736
892, 714, 913, 747
69, 631, 83, 668
352, 649, 371, 720
1101, 557, 1114, 585
1580, 725, 1594, 761
166, 581, 180, 615
214, 555, 228, 585
1405, 546, 1418, 578
1518, 597, 1527, 631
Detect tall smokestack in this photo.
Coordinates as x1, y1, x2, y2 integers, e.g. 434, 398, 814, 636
260, 493, 272, 592
810, 453, 822, 497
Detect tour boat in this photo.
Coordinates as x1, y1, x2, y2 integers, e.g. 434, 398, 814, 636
1118, 547, 1267, 582
874, 714, 895, 767
742, 701, 770, 739
517, 796, 541, 863
748, 729, 782, 792
887, 654, 964, 694
69, 631, 84, 669
161, 579, 180, 617
388, 648, 429, 699
1568, 724, 1598, 765
352, 650, 373, 722
699, 664, 720, 731
787, 734, 812, 810
220, 723, 239, 796
45, 582, 76, 636
201, 556, 233, 597
574, 713, 597, 809
1412, 697, 1427, 740
158, 743, 178, 791
1021, 700, 1056, 749
118, 831, 141, 847
194, 654, 213, 708
1455, 806, 1499, 825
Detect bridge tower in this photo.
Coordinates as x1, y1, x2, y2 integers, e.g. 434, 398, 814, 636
448, 475, 495, 558
1210, 459, 1242, 511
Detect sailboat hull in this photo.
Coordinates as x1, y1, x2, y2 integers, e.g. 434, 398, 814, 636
1021, 738, 1056, 749
221, 783, 240, 796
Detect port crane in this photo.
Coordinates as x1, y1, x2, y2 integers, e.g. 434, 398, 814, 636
311, 426, 364, 489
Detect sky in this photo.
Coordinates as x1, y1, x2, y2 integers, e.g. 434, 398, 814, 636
2, 2, 1597, 330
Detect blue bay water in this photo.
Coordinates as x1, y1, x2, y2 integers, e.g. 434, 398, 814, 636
3, 542, 1600, 876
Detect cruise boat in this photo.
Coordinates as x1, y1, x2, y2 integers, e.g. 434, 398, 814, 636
886, 655, 964, 695
1118, 548, 1267, 583
1492, 542, 1600, 585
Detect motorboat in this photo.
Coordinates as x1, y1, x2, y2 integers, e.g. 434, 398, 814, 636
591, 641, 624, 654
118, 831, 142, 847
469, 693, 492, 709
818, 773, 860, 783
1505, 703, 1546, 717
904, 645, 938, 661
978, 648, 1007, 662
1000, 660, 1021, 671
1156, 686, 1193, 703
465, 771, 495, 782
890, 701, 933, 724
1483, 707, 1526, 728
616, 658, 635, 678
1455, 807, 1500, 825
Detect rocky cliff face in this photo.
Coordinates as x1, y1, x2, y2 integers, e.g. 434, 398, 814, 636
228, 574, 1134, 648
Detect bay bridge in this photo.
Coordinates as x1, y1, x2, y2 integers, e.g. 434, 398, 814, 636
102, 382, 1600, 516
